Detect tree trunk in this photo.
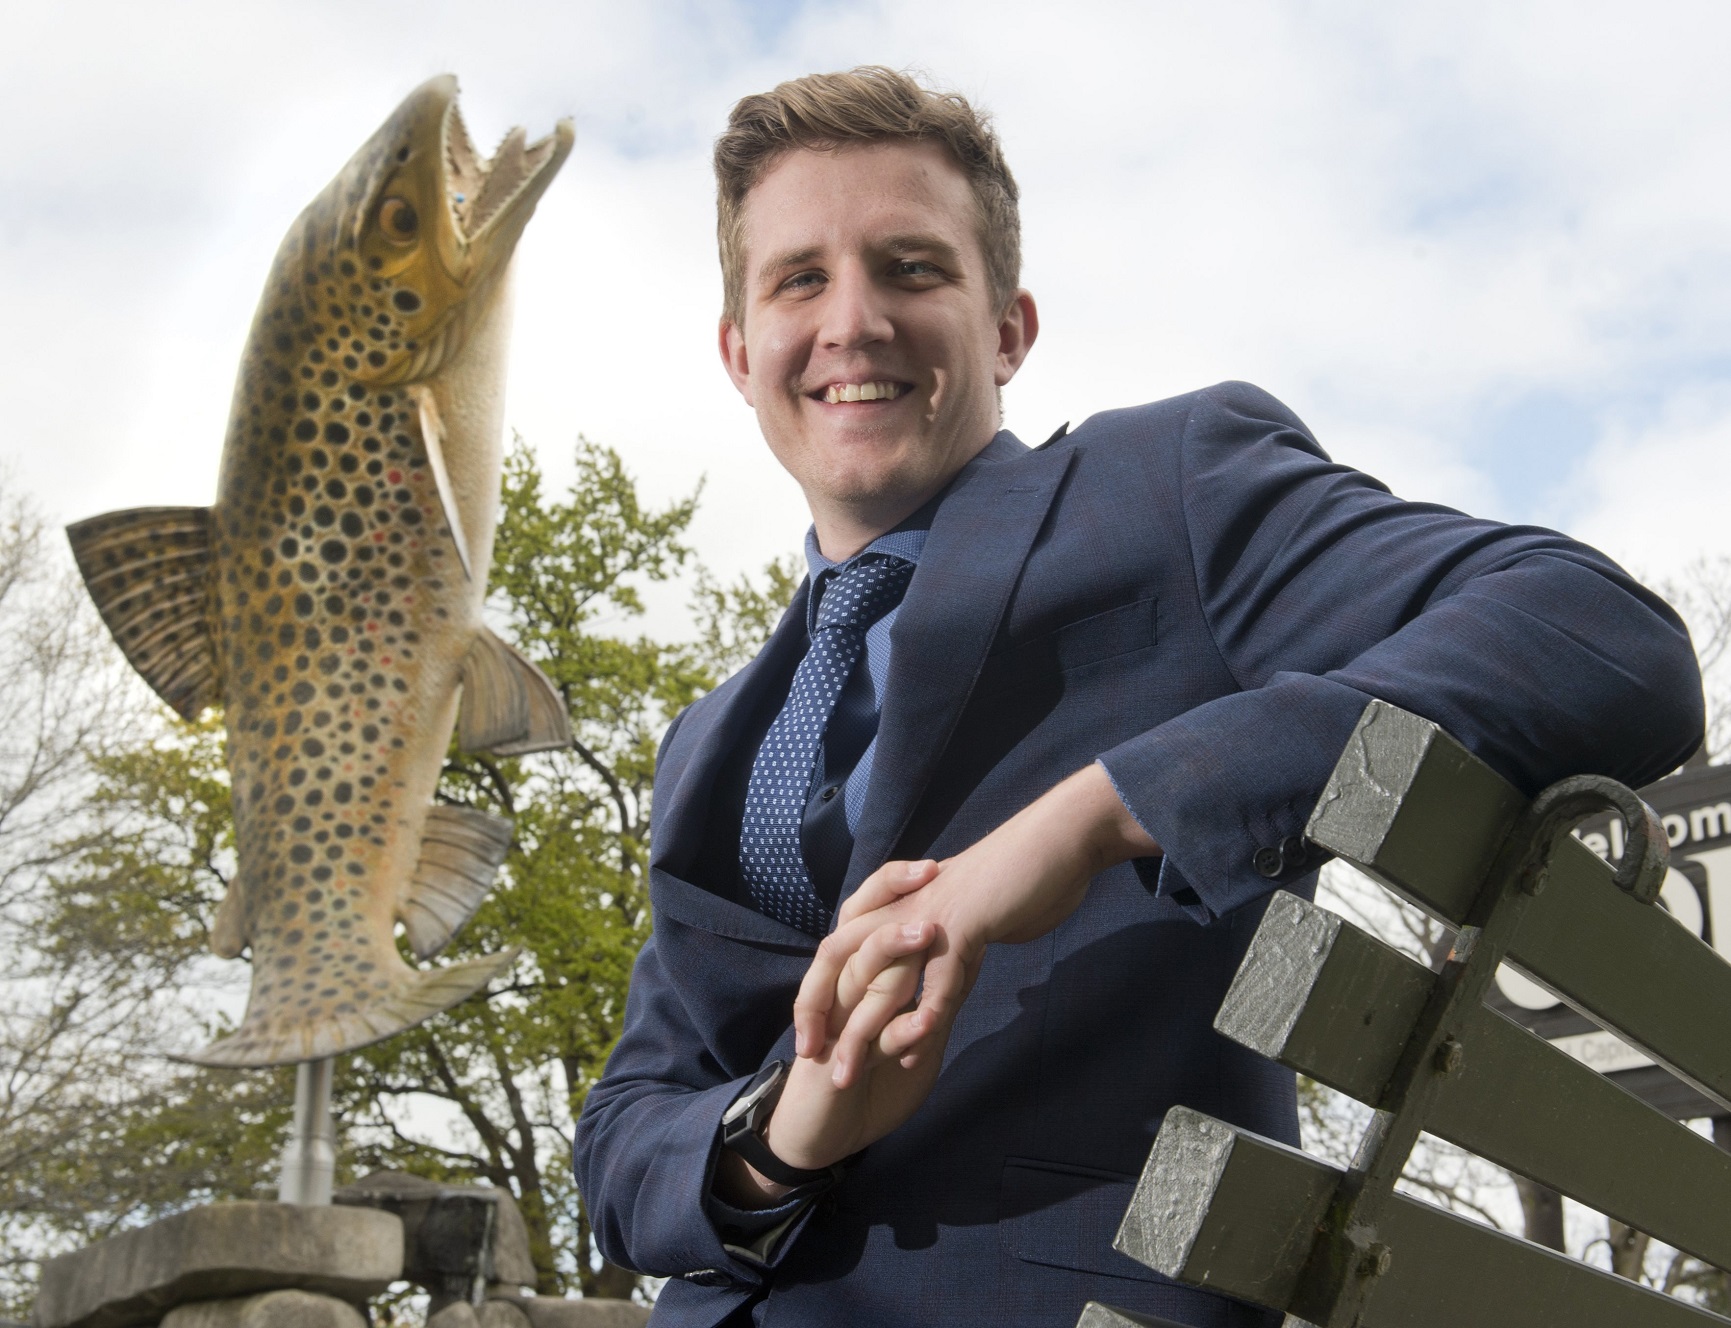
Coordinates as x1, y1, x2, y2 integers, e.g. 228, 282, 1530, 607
591, 1260, 638, 1300
1608, 1220, 1651, 1282
1513, 1177, 1565, 1251
576, 1198, 639, 1300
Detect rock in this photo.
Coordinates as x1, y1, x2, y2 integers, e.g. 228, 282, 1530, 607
476, 1300, 531, 1328
161, 1291, 367, 1328
34, 1203, 403, 1328
517, 1301, 647, 1328
424, 1305, 479, 1328
333, 1171, 535, 1298
484, 1194, 535, 1290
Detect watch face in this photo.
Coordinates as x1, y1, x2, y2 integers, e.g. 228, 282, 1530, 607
723, 1061, 786, 1129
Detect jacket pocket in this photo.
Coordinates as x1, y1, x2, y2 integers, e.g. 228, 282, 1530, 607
998, 1157, 1168, 1283
977, 595, 1159, 699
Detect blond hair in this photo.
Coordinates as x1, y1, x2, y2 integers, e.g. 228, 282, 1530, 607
714, 67, 1020, 324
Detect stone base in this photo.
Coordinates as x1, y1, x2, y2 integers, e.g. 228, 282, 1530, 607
474, 1302, 650, 1328
516, 1299, 648, 1328
161, 1292, 367, 1328
334, 1172, 536, 1301
461, 1298, 645, 1328
33, 1203, 404, 1328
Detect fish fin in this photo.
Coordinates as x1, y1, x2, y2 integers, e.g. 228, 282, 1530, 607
211, 886, 247, 959
406, 385, 474, 582
179, 949, 518, 1068
457, 626, 573, 755
65, 507, 218, 720
403, 804, 513, 959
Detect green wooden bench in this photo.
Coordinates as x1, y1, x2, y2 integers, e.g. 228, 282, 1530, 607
1080, 700, 1731, 1327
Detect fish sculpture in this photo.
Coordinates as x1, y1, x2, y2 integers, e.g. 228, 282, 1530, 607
67, 77, 575, 1068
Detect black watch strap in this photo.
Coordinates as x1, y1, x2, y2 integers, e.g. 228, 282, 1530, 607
721, 1061, 838, 1188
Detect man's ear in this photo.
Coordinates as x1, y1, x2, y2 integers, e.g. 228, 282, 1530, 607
719, 317, 755, 406
993, 290, 1040, 387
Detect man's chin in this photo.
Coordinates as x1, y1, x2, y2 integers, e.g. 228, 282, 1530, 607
812, 459, 955, 528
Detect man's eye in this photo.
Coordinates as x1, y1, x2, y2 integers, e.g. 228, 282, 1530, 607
893, 260, 939, 278
781, 271, 825, 293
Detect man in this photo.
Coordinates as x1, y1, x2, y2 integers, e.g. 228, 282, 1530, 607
573, 67, 1702, 1326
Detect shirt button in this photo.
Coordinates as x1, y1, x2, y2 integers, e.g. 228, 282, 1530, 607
1253, 846, 1284, 878
821, 785, 838, 802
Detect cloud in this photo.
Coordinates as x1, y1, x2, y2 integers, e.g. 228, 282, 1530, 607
4, 0, 1731, 627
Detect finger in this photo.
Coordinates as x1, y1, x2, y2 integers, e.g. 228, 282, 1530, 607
875, 1004, 935, 1062
902, 946, 971, 1051
792, 884, 931, 1056
830, 956, 924, 1087
825, 931, 929, 1080
793, 921, 876, 1057
836, 858, 939, 927
833, 919, 936, 1016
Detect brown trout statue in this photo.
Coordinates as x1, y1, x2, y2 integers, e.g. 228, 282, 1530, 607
67, 77, 574, 1069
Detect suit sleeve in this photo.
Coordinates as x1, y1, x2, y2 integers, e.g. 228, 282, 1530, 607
1097, 381, 1705, 922
573, 928, 810, 1286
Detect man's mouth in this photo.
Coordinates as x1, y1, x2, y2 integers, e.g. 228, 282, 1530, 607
819, 380, 908, 405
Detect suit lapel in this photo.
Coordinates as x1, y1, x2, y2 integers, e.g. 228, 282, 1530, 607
651, 583, 809, 877
648, 586, 832, 950
842, 439, 1075, 898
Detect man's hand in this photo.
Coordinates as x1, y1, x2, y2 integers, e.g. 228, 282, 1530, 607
715, 909, 950, 1209
794, 763, 1159, 1088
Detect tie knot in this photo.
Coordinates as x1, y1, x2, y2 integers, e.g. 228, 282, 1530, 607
814, 555, 914, 636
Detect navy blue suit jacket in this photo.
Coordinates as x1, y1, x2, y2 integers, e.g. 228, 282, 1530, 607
574, 383, 1702, 1327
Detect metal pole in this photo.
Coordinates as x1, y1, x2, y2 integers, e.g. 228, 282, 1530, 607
277, 1057, 336, 1205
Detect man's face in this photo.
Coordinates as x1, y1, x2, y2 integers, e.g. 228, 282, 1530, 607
720, 140, 1037, 556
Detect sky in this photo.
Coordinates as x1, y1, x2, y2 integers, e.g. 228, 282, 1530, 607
5, 0, 1731, 630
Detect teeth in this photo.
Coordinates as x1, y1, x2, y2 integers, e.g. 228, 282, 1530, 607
824, 381, 904, 404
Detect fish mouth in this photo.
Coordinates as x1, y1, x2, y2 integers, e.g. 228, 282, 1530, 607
439, 87, 573, 252
379, 75, 575, 287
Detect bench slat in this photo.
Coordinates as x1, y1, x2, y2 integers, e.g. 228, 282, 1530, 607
1075, 1307, 1196, 1328
1218, 892, 1731, 1272
1118, 1108, 1726, 1326
1306, 701, 1731, 1112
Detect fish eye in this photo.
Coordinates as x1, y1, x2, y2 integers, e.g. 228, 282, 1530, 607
377, 197, 418, 244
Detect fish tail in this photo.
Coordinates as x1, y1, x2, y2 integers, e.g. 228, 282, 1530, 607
178, 950, 517, 1068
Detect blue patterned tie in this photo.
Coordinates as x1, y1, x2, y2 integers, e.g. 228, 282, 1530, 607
741, 555, 915, 934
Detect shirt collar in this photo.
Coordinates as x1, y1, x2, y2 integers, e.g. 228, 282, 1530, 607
803, 526, 929, 634
803, 525, 928, 579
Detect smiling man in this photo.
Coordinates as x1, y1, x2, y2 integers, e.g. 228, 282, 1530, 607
572, 68, 1702, 1327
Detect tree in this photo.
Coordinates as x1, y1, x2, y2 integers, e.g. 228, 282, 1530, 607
4, 439, 798, 1307
1659, 556, 1731, 761
0, 485, 164, 1314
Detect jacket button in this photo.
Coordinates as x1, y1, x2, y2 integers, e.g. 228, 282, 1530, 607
1253, 847, 1284, 878
1280, 835, 1309, 872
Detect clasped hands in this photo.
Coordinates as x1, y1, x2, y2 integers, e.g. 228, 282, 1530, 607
717, 763, 1158, 1207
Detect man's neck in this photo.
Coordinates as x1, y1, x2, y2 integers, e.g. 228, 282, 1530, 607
811, 508, 919, 563
809, 436, 1004, 561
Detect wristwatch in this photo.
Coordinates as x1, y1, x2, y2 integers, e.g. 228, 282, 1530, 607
720, 1061, 840, 1188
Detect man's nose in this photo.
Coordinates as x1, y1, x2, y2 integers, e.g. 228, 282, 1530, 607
817, 265, 893, 349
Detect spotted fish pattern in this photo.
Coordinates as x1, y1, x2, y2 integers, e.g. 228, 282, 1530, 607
68, 77, 574, 1068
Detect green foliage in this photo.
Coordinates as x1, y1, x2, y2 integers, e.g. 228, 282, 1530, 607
9, 436, 795, 1304
47, 714, 232, 975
